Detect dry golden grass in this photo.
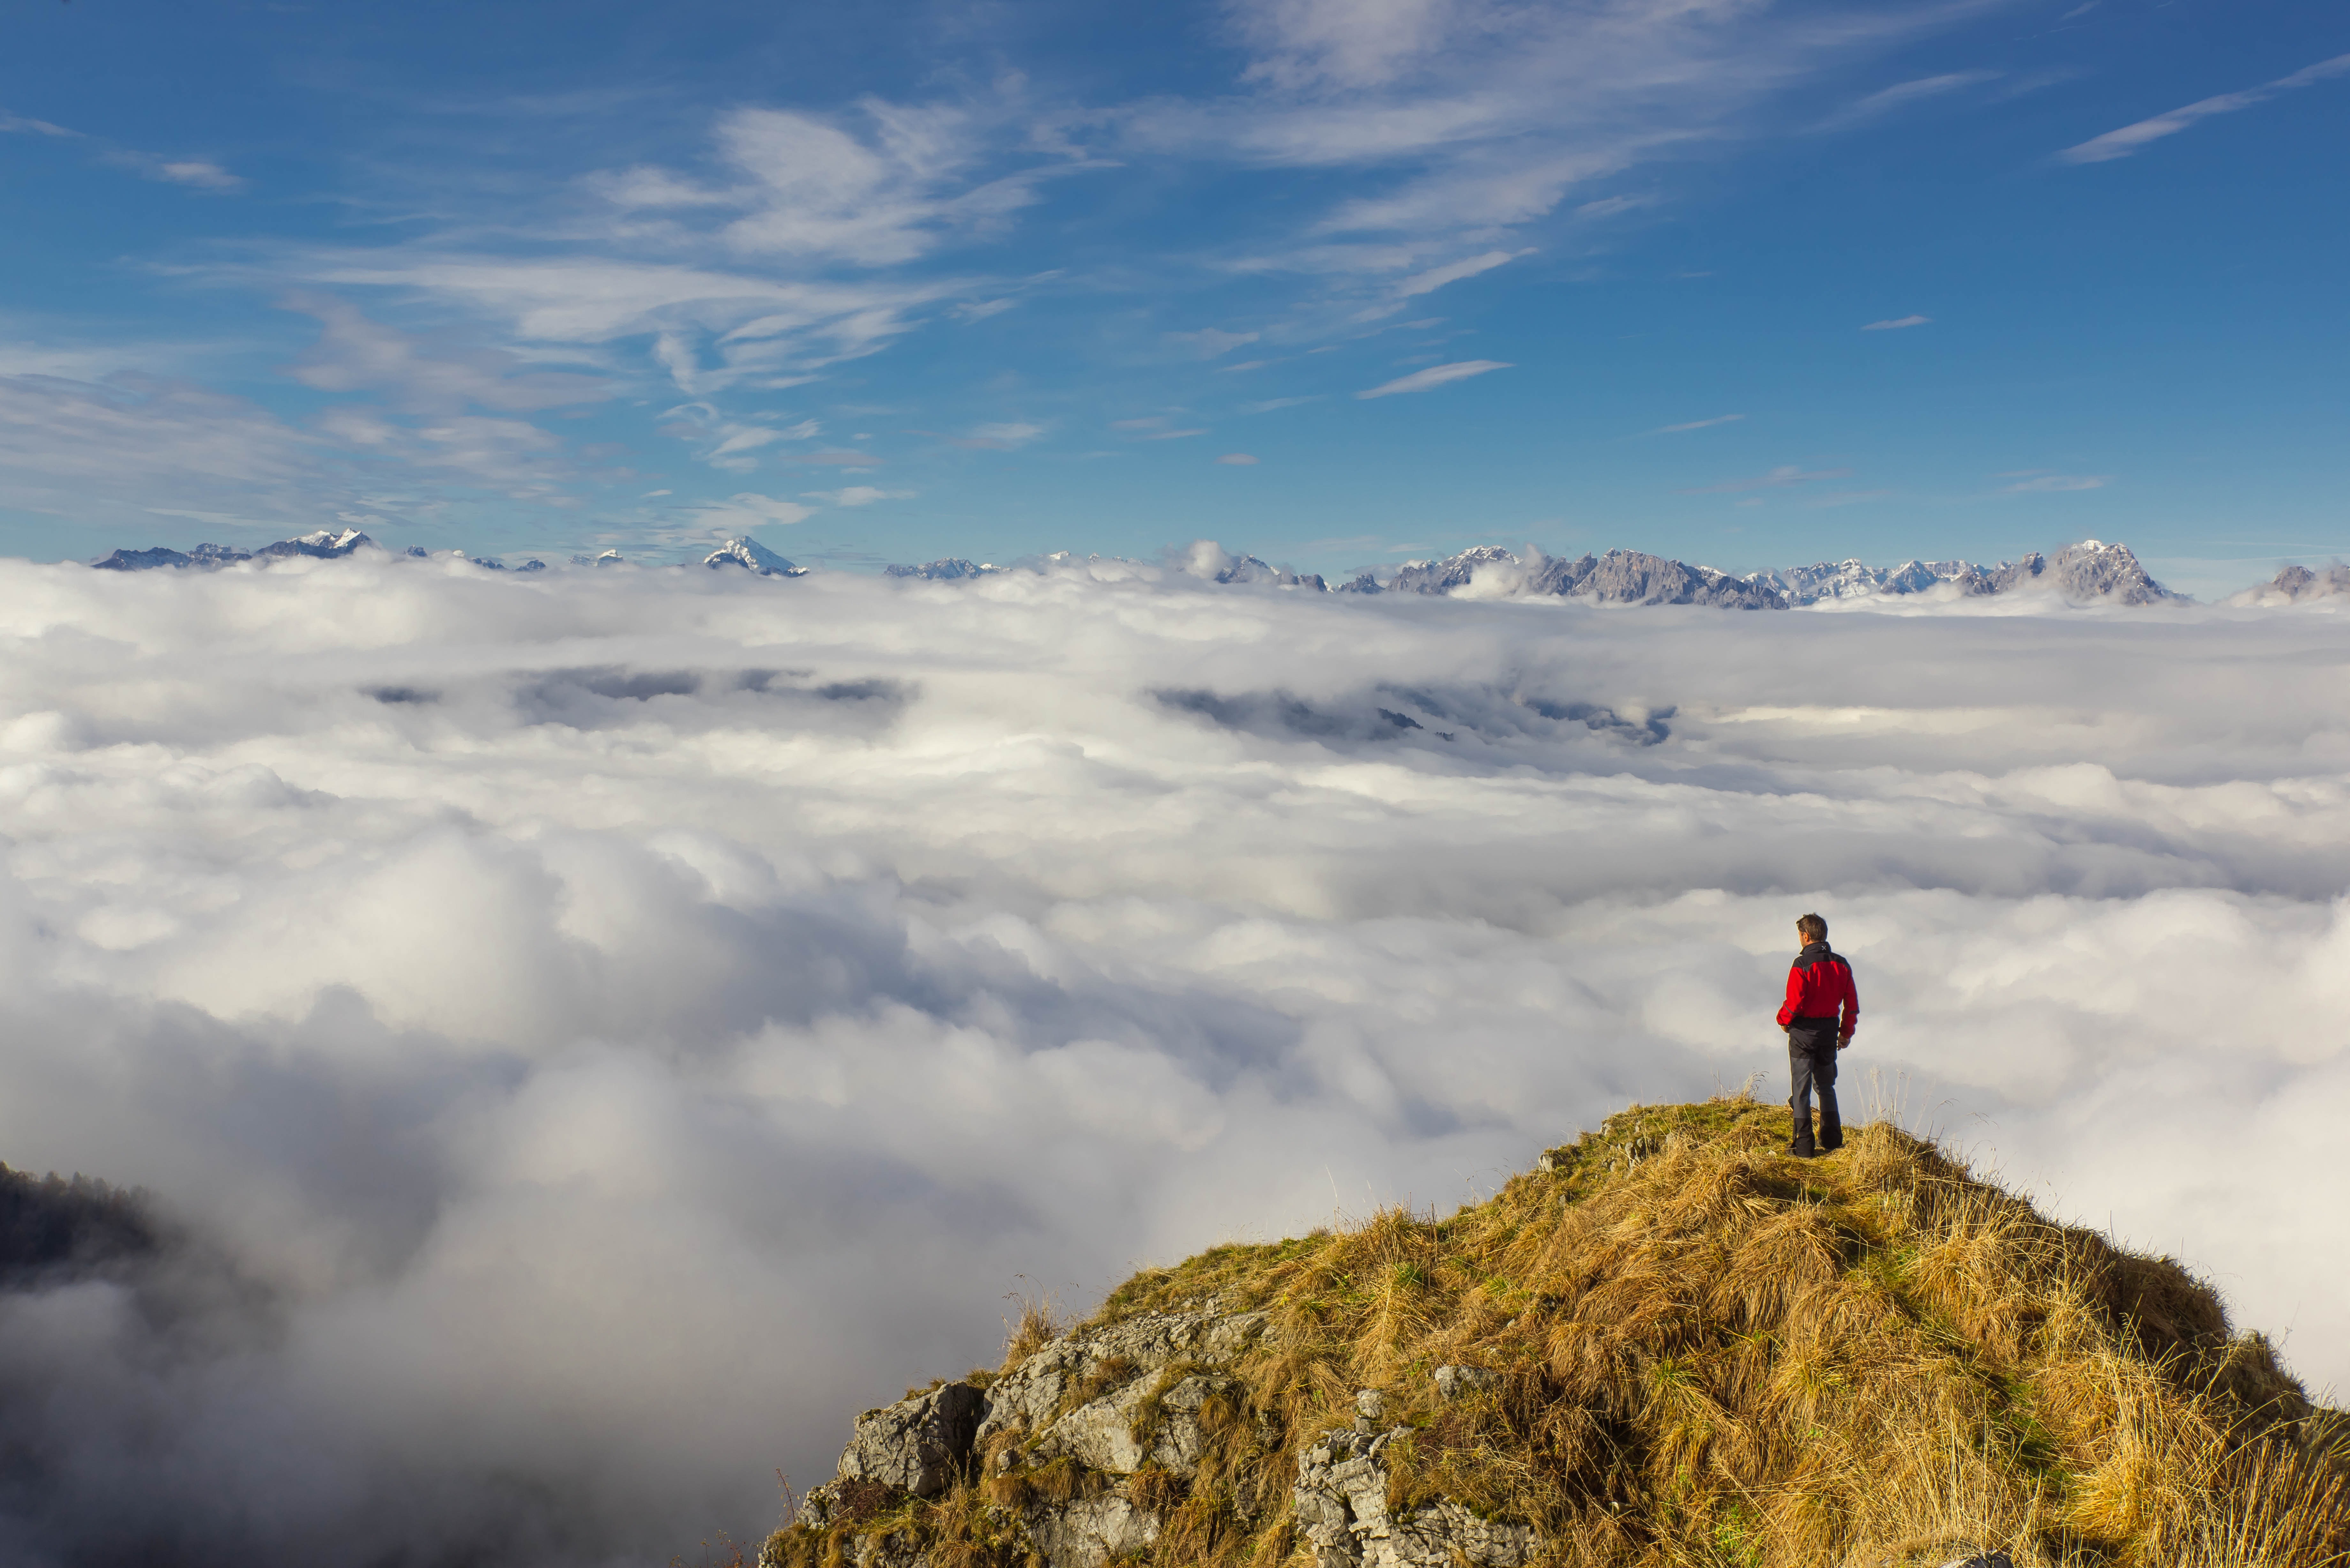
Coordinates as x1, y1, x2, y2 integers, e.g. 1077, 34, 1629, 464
763, 1095, 2348, 1568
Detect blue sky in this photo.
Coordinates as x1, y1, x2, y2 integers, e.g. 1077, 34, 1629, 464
1, 0, 2343, 592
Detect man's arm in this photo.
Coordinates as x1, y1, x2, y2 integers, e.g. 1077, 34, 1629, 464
1837, 961, 1859, 1044
1776, 965, 1803, 1029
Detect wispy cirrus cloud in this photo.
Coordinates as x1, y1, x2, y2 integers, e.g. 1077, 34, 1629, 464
800, 485, 912, 506
1651, 413, 1745, 434
1863, 314, 1931, 331
1999, 471, 2109, 493
954, 421, 1045, 450
1816, 69, 2001, 130
689, 491, 814, 530
1167, 327, 1261, 358
1355, 359, 1511, 399
2060, 51, 2350, 164
0, 108, 82, 139
1684, 463, 1853, 494
1393, 249, 1528, 298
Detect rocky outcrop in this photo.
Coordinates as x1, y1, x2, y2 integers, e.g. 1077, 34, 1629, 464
839, 1383, 987, 1498
1022, 1495, 1161, 1568
778, 1306, 1281, 1568
976, 1305, 1267, 1451
1432, 1364, 1496, 1401
1293, 1400, 1538, 1568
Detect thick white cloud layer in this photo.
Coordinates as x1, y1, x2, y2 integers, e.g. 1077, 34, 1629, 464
0, 555, 2345, 1564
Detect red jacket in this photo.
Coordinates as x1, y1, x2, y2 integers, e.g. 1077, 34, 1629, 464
1778, 943, 1858, 1038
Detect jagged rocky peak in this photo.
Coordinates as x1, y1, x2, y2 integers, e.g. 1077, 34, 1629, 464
1177, 539, 1327, 592
1753, 558, 1995, 603
2043, 539, 2177, 604
2227, 562, 2350, 606
702, 537, 806, 577
1385, 546, 1784, 608
884, 558, 1001, 581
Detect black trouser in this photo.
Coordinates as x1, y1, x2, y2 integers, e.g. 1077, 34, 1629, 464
1787, 1019, 1842, 1154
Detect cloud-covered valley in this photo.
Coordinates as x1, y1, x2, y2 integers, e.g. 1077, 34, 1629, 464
1, 556, 2346, 1565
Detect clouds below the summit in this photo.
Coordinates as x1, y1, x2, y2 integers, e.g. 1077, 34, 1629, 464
0, 557, 2346, 1564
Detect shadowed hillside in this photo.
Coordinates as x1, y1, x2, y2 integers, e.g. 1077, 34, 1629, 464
759, 1095, 2347, 1568
0, 1162, 160, 1286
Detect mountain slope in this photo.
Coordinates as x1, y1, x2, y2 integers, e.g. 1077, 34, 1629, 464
760, 1096, 2345, 1568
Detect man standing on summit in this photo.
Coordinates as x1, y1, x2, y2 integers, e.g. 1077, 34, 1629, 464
1778, 913, 1858, 1157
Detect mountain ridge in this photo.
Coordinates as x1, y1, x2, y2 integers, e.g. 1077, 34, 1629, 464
754, 1096, 2346, 1568
80, 533, 2343, 609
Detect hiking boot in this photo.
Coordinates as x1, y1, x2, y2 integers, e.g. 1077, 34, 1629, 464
1787, 1143, 1816, 1159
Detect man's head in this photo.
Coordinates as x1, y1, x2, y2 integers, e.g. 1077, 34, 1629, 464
1795, 913, 1827, 947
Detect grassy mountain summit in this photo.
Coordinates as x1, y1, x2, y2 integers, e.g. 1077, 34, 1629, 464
761, 1097, 2346, 1568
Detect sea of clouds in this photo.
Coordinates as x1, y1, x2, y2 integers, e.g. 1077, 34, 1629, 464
0, 551, 2345, 1566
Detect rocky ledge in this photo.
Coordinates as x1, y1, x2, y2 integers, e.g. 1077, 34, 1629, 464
776, 1306, 1533, 1568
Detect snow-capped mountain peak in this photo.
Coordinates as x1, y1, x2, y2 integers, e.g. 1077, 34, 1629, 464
702, 537, 805, 577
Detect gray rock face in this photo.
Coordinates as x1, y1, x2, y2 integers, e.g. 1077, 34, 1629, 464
1293, 1425, 1537, 1568
976, 1306, 1269, 1448
1336, 571, 1384, 594
1029, 1369, 1236, 1476
1022, 1495, 1161, 1568
788, 1303, 1541, 1568
837, 1382, 986, 1498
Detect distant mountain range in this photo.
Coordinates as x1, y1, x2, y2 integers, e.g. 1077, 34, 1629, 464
75, 530, 2348, 608
886, 539, 2187, 607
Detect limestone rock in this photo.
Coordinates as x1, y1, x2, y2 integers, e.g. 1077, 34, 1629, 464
1031, 1369, 1235, 1477
1433, 1365, 1496, 1401
836, 1382, 986, 1498
1022, 1494, 1161, 1568
977, 1306, 1268, 1447
1293, 1425, 1537, 1568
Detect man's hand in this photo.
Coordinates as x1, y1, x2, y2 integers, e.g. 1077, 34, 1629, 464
1837, 1035, 1852, 1050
